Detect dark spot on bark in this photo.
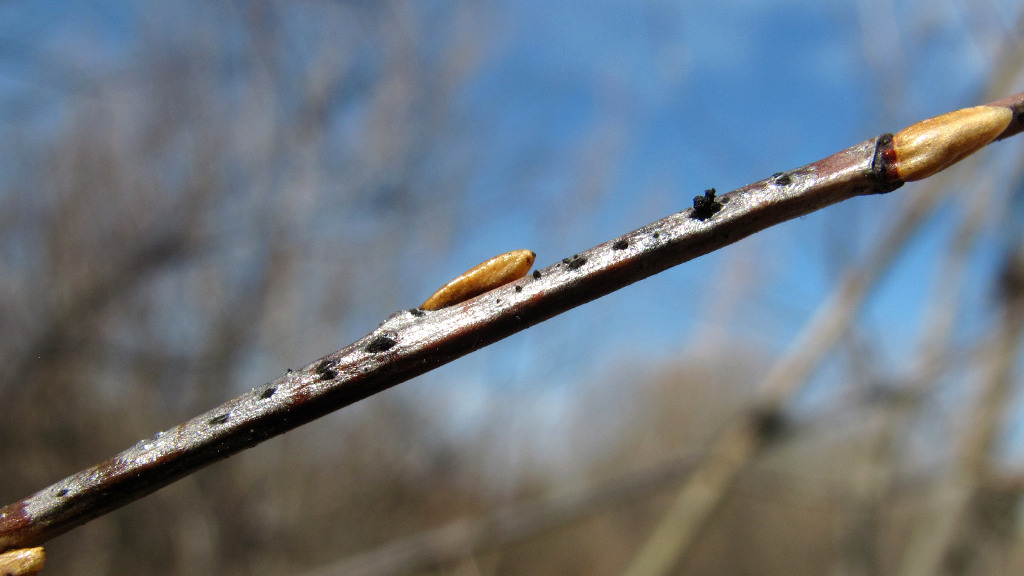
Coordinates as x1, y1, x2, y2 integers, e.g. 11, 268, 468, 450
772, 172, 792, 186
209, 414, 230, 426
515, 285, 522, 293
532, 270, 542, 280
566, 256, 587, 270
315, 360, 337, 380
364, 334, 398, 353
409, 308, 426, 317
55, 488, 69, 498
691, 188, 722, 221
259, 387, 276, 400
613, 239, 628, 250
653, 232, 660, 239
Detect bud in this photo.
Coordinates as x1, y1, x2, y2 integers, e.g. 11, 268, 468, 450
889, 105, 1012, 181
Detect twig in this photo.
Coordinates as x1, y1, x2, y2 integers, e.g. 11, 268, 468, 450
2, 92, 1023, 553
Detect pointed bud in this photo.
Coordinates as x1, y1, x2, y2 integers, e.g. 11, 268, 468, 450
889, 105, 1012, 181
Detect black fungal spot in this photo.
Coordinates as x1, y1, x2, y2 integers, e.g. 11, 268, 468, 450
409, 308, 426, 317
364, 334, 398, 353
561, 257, 572, 264
566, 256, 587, 270
691, 188, 723, 221
515, 285, 523, 293
259, 387, 276, 400
532, 270, 541, 280
55, 488, 69, 498
772, 172, 792, 186
653, 232, 660, 239
209, 414, 230, 426
612, 239, 629, 250
315, 360, 337, 380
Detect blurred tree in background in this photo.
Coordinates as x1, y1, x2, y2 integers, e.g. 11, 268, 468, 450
2, 1, 1024, 575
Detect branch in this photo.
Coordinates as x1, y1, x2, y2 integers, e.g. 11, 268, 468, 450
2, 91, 1023, 553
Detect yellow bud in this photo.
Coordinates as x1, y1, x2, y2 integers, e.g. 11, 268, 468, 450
421, 249, 536, 310
0, 547, 46, 576
890, 105, 1012, 181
